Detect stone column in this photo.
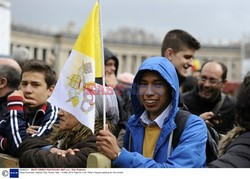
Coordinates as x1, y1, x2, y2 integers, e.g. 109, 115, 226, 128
126, 55, 132, 74
135, 55, 142, 74
37, 48, 43, 60
116, 54, 123, 75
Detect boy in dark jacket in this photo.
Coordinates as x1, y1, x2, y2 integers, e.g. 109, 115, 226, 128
4, 59, 59, 156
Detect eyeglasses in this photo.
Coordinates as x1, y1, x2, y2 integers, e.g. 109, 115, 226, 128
198, 76, 223, 85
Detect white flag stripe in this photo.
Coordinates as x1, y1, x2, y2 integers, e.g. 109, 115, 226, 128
47, 1, 102, 132
48, 50, 96, 132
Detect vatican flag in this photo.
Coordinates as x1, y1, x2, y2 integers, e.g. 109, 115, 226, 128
48, 1, 102, 132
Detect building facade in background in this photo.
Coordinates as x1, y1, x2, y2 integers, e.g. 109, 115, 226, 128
0, 0, 11, 55
10, 24, 246, 81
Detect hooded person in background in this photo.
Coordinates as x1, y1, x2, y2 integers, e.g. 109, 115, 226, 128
96, 56, 207, 168
17, 87, 119, 168
104, 48, 133, 147
104, 48, 119, 87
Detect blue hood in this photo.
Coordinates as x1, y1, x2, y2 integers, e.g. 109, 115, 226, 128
131, 56, 179, 121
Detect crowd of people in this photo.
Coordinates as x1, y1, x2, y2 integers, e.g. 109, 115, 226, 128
0, 29, 249, 168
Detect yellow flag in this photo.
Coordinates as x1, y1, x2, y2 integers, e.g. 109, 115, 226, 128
74, 1, 102, 78
48, 1, 102, 132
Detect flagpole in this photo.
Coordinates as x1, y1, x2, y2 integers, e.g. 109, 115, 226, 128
98, 0, 106, 130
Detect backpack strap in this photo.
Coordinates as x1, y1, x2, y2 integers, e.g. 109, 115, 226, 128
172, 110, 191, 149
129, 110, 191, 153
212, 93, 226, 115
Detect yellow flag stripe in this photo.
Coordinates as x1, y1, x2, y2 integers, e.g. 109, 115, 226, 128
73, 1, 102, 78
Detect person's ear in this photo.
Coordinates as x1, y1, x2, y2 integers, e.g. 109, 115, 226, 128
0, 77, 8, 88
47, 85, 55, 97
164, 48, 174, 61
221, 79, 227, 89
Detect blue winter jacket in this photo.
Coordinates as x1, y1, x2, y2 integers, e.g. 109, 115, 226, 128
113, 56, 207, 168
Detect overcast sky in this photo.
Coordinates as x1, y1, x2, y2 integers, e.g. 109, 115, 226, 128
7, 0, 250, 44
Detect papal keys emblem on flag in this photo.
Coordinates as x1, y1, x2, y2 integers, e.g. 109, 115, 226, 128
66, 61, 95, 114
48, 1, 102, 132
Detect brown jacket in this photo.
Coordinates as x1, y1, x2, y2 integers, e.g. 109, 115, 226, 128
17, 135, 97, 168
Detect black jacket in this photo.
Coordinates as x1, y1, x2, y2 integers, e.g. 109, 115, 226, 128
5, 101, 59, 156
208, 131, 250, 168
0, 94, 9, 152
182, 87, 236, 134
0, 94, 8, 119
17, 135, 97, 168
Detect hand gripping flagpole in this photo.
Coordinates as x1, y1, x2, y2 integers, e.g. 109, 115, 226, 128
98, 0, 106, 130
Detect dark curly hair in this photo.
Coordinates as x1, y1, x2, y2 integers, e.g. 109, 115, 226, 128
218, 72, 250, 155
235, 72, 250, 130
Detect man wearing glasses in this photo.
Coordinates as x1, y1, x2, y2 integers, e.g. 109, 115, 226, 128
182, 61, 236, 134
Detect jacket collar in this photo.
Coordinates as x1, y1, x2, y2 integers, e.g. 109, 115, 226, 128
25, 103, 48, 125
193, 87, 221, 105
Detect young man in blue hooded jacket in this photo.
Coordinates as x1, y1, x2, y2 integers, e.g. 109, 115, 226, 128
96, 56, 207, 168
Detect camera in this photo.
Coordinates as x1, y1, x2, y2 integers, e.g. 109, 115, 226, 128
207, 113, 222, 124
